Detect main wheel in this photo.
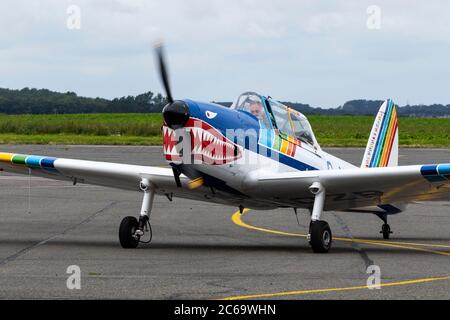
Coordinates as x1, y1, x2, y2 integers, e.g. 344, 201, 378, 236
309, 221, 332, 253
381, 223, 391, 240
119, 216, 139, 248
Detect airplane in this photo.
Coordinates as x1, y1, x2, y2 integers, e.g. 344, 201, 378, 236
0, 44, 449, 253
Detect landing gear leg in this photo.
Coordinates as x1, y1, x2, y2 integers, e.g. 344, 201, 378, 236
308, 182, 332, 253
376, 213, 392, 240
119, 179, 154, 248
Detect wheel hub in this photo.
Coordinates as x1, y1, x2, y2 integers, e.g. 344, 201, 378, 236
323, 230, 331, 247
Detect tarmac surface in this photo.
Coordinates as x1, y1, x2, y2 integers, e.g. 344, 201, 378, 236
0, 145, 449, 299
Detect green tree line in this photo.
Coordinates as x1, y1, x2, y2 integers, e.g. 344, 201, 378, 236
1, 87, 450, 117
0, 88, 168, 114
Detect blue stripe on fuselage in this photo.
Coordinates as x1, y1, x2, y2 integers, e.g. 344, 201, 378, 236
272, 148, 317, 171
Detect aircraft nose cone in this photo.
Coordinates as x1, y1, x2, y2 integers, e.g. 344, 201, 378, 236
162, 100, 190, 129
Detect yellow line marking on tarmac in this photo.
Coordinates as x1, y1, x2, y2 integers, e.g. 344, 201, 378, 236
222, 275, 450, 300
362, 239, 450, 249
232, 210, 450, 254
219, 210, 450, 300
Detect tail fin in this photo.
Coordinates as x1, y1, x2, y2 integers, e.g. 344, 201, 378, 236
361, 99, 398, 168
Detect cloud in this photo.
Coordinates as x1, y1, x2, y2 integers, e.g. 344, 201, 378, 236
1, 0, 450, 107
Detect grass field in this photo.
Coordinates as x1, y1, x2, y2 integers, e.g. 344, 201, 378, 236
0, 113, 448, 147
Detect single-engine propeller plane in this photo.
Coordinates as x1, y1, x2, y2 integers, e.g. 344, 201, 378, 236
1, 44, 449, 253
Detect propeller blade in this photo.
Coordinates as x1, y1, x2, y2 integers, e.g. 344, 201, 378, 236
154, 42, 174, 104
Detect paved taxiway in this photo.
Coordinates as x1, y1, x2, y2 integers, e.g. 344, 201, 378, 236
0, 145, 449, 299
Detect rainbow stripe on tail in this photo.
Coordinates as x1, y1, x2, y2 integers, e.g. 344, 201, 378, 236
361, 99, 399, 168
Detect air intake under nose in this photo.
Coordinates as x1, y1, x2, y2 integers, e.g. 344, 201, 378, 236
162, 100, 190, 129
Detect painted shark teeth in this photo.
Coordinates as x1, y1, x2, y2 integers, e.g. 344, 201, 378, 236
162, 118, 242, 164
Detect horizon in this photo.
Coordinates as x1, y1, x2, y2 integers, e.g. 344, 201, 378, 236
2, 86, 450, 110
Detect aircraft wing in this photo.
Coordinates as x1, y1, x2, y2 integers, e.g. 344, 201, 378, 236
0, 152, 227, 204
248, 164, 450, 211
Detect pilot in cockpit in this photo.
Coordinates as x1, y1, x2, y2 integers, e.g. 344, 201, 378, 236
249, 101, 263, 118
249, 101, 269, 128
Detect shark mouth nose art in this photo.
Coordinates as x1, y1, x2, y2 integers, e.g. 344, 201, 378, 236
163, 118, 242, 165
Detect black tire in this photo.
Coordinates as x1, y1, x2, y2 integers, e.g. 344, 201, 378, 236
119, 216, 139, 248
381, 223, 391, 240
309, 221, 332, 253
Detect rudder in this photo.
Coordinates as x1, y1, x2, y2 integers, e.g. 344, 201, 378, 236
361, 99, 398, 168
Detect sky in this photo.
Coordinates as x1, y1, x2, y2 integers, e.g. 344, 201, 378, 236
1, 0, 450, 108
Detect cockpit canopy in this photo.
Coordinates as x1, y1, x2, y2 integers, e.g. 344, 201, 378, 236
231, 92, 319, 149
